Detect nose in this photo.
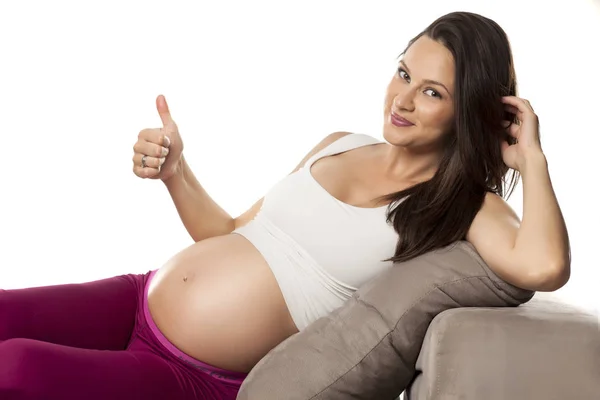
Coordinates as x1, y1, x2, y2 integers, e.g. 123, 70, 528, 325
393, 88, 415, 112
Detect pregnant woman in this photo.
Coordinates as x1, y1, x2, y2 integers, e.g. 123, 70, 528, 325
0, 11, 570, 400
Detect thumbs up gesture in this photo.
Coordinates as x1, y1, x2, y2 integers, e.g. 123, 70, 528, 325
132, 95, 184, 181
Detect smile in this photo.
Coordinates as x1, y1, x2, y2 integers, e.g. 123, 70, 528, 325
390, 113, 414, 127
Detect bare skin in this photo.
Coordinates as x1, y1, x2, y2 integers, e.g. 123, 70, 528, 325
149, 37, 568, 372
147, 36, 458, 374
144, 31, 571, 377
147, 233, 297, 374
147, 142, 414, 373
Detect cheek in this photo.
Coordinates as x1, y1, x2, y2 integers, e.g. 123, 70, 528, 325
383, 79, 402, 105
383, 87, 395, 107
419, 103, 452, 128
439, 108, 455, 131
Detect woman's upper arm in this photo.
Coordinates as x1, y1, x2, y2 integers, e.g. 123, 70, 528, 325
465, 192, 536, 289
233, 131, 353, 230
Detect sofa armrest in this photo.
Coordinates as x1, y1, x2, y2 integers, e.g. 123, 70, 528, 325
404, 296, 600, 400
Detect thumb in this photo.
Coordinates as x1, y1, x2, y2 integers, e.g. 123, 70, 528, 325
156, 94, 176, 128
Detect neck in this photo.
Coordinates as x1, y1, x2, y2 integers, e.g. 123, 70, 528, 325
378, 144, 442, 182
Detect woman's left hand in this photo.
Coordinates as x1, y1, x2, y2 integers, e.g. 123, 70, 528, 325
500, 96, 544, 171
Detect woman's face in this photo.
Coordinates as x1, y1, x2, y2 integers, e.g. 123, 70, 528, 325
383, 36, 455, 152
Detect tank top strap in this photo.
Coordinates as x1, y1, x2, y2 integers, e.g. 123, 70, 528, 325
304, 133, 383, 169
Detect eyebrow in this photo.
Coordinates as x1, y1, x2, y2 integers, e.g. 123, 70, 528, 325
399, 60, 451, 97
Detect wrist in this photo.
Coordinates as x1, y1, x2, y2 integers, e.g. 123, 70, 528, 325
519, 151, 547, 176
161, 156, 185, 186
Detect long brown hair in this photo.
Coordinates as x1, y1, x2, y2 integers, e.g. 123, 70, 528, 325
377, 11, 521, 263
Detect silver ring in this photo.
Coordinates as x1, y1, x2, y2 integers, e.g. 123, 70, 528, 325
141, 155, 148, 168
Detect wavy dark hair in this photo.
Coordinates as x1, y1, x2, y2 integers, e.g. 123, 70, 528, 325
376, 11, 521, 263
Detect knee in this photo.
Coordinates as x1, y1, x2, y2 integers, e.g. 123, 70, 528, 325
0, 339, 51, 399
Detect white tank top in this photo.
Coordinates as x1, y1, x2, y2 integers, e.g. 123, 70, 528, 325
232, 133, 402, 331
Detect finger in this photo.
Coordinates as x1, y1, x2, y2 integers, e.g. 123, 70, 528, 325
501, 96, 534, 118
132, 153, 166, 169
133, 140, 169, 158
156, 94, 176, 129
138, 128, 170, 146
503, 104, 520, 114
503, 104, 524, 121
502, 110, 522, 126
501, 120, 519, 138
523, 99, 535, 112
133, 164, 160, 179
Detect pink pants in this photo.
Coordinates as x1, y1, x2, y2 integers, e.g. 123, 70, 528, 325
0, 270, 248, 400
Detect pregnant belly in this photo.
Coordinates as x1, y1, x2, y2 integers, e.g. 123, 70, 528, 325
146, 233, 299, 373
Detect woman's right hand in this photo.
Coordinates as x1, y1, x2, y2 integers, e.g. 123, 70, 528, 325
132, 94, 184, 181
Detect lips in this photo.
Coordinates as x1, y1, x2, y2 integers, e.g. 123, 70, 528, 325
390, 112, 414, 126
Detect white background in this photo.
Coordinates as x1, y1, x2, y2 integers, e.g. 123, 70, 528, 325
1, 0, 598, 321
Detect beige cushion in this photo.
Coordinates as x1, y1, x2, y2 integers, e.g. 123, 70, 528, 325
407, 295, 600, 399
237, 241, 535, 399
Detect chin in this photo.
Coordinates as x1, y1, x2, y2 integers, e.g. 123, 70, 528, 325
382, 128, 409, 147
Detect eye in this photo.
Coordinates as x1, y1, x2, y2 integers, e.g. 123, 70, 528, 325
424, 88, 441, 98
397, 68, 443, 99
397, 68, 410, 82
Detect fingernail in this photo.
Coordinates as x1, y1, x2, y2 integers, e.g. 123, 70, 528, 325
160, 157, 166, 165
161, 147, 169, 157
163, 135, 171, 147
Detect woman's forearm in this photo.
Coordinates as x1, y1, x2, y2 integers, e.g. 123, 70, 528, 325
513, 152, 571, 285
163, 155, 234, 242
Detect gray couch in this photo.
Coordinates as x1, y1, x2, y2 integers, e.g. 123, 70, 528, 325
237, 241, 600, 399
404, 295, 599, 399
